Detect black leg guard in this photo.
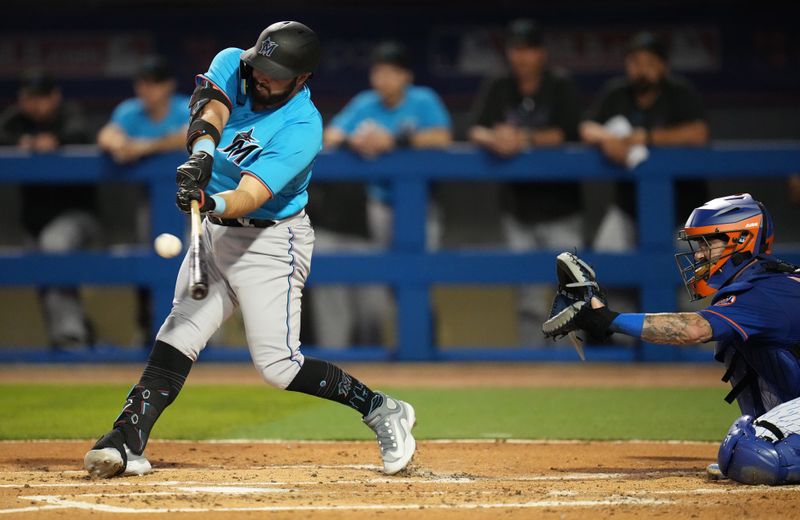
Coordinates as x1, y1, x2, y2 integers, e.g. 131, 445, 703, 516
108, 341, 193, 455
286, 358, 382, 416
113, 379, 172, 455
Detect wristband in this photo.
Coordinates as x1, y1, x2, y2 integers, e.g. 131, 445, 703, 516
210, 194, 226, 216
192, 138, 215, 156
609, 313, 646, 337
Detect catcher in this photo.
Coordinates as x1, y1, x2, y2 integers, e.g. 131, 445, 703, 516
544, 193, 800, 485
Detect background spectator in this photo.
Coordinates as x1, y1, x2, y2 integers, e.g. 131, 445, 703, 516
96, 55, 190, 345
323, 40, 452, 249
468, 19, 583, 344
580, 31, 710, 252
311, 41, 453, 348
0, 70, 95, 348
97, 55, 189, 164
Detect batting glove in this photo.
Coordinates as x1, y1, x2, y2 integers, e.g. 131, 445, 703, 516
176, 151, 213, 190
176, 184, 216, 214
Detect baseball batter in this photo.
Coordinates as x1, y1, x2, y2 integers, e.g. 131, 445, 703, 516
84, 21, 416, 478
544, 193, 800, 485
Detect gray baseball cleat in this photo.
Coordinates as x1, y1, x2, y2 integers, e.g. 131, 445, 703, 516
706, 462, 727, 481
363, 392, 417, 475
84, 429, 152, 478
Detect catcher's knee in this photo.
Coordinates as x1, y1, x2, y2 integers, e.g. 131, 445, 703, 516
718, 415, 800, 485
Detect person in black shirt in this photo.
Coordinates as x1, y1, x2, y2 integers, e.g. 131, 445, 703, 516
0, 70, 96, 348
469, 19, 583, 344
581, 31, 710, 251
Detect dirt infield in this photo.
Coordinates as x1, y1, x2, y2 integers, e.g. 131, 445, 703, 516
4, 363, 797, 518
2, 439, 799, 519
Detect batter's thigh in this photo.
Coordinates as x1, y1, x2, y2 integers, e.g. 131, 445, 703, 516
225, 215, 314, 389
156, 221, 237, 360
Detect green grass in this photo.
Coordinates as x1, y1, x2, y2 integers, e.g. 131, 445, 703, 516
0, 384, 740, 442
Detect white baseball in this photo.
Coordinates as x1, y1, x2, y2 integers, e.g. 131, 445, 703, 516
154, 233, 183, 258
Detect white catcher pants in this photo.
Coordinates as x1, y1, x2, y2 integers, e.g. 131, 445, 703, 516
157, 211, 313, 389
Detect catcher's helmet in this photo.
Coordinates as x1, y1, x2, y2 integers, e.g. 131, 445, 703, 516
240, 21, 321, 80
675, 193, 774, 300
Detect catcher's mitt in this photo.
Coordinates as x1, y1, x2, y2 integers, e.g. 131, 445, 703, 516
542, 253, 617, 356
555, 251, 605, 304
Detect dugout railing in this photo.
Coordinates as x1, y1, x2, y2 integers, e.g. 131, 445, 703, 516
1, 143, 799, 363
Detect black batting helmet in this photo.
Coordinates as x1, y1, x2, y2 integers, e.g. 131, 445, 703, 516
240, 21, 321, 80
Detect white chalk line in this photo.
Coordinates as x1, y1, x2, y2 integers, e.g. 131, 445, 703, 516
0, 438, 720, 445
10, 494, 675, 514
0, 470, 695, 489
5, 473, 798, 515
0, 505, 69, 514
644, 486, 800, 496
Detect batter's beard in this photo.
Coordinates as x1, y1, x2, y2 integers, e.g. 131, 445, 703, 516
252, 78, 298, 108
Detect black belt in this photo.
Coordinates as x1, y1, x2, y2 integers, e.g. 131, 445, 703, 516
208, 216, 277, 228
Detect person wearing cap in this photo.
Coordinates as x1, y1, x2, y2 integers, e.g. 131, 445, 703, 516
98, 55, 190, 164
83, 22, 417, 480
323, 40, 452, 248
96, 55, 190, 345
468, 18, 583, 345
580, 31, 710, 252
0, 70, 97, 349
315, 40, 451, 350
0, 69, 89, 152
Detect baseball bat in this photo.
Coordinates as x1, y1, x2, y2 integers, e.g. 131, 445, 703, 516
189, 199, 208, 300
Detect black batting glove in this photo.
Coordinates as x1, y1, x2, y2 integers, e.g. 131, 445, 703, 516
176, 184, 216, 214
176, 151, 213, 190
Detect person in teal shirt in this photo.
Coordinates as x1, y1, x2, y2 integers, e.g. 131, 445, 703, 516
84, 23, 417, 481
323, 41, 452, 247
98, 55, 189, 164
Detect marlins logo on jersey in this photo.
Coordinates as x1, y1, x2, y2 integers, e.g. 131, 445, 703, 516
222, 129, 262, 165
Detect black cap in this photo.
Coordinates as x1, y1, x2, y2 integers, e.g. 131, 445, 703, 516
370, 41, 411, 70
136, 55, 174, 82
19, 69, 57, 96
626, 31, 668, 62
241, 21, 321, 80
506, 18, 544, 48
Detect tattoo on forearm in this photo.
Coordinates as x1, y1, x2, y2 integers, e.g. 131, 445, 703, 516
642, 313, 712, 345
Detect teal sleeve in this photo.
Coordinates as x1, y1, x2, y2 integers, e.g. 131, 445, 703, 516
329, 92, 370, 134
109, 100, 135, 131
417, 89, 451, 130
199, 48, 241, 107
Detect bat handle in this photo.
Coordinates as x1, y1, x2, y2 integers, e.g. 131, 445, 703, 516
189, 200, 208, 300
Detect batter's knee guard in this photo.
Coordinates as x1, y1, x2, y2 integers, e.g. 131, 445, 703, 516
718, 415, 800, 485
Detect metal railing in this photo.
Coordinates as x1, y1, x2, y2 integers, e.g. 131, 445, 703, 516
1, 143, 799, 362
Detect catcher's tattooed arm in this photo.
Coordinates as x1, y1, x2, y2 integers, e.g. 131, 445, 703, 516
641, 313, 713, 344
588, 297, 713, 344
